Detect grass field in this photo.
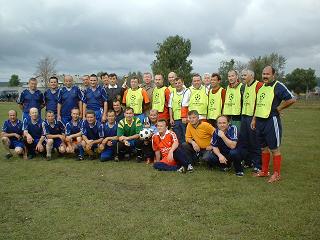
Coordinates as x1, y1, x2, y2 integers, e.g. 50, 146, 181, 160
0, 102, 319, 240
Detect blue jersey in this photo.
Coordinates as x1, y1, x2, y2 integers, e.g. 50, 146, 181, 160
42, 120, 65, 135
17, 89, 44, 113
83, 86, 108, 111
2, 119, 24, 140
57, 86, 84, 117
44, 89, 59, 114
81, 120, 104, 140
263, 81, 295, 117
103, 122, 118, 137
211, 125, 238, 154
65, 119, 83, 135
23, 118, 43, 139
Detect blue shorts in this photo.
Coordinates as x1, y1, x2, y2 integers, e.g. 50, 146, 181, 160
256, 116, 282, 150
9, 139, 24, 149
100, 146, 114, 161
94, 109, 103, 122
52, 139, 63, 149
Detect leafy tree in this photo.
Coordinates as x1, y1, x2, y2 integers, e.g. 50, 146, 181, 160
9, 74, 20, 86
286, 68, 317, 95
151, 35, 193, 86
248, 53, 286, 82
35, 56, 57, 89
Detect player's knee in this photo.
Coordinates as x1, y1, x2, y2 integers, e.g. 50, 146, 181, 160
15, 147, 23, 155
59, 146, 66, 154
270, 148, 280, 156
76, 137, 82, 143
1, 137, 9, 144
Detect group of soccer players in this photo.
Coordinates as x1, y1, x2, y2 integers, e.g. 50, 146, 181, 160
1, 66, 296, 183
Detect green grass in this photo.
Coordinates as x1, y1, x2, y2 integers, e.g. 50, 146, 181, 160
0, 102, 319, 240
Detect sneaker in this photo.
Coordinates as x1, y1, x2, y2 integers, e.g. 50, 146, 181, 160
136, 156, 143, 163
235, 172, 244, 177
187, 164, 194, 172
177, 166, 186, 174
268, 172, 281, 183
114, 156, 119, 162
5, 153, 13, 159
77, 155, 84, 161
253, 171, 270, 177
220, 167, 231, 172
46, 156, 52, 161
252, 167, 260, 173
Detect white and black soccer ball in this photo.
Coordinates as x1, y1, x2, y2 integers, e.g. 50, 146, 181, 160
139, 128, 153, 140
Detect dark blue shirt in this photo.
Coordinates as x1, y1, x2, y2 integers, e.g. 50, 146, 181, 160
211, 125, 238, 154
81, 120, 104, 140
23, 118, 43, 139
42, 120, 65, 135
44, 89, 59, 114
57, 86, 84, 117
263, 81, 294, 117
65, 119, 83, 135
2, 119, 24, 140
103, 122, 118, 146
17, 89, 44, 113
83, 86, 108, 111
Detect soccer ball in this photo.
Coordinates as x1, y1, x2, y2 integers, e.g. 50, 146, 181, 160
139, 128, 153, 140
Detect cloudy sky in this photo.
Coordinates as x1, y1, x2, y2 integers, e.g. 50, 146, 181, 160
0, 0, 319, 81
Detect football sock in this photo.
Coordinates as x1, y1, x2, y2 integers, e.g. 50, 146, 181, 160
273, 154, 282, 175
261, 151, 270, 173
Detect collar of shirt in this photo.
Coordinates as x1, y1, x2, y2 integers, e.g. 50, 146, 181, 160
108, 84, 118, 89
88, 121, 97, 128
265, 80, 277, 87
9, 120, 18, 126
211, 86, 221, 94
124, 118, 134, 127
50, 89, 57, 94
228, 81, 240, 88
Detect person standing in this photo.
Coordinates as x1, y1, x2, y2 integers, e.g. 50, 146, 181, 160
252, 66, 296, 183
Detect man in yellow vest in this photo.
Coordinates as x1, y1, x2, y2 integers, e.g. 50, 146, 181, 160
169, 77, 189, 144
207, 73, 226, 127
238, 69, 263, 172
167, 72, 177, 92
181, 73, 209, 121
223, 70, 244, 132
251, 66, 296, 183
122, 77, 150, 123
152, 74, 170, 121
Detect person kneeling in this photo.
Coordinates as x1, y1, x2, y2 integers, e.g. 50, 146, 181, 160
98, 110, 118, 162
1, 110, 26, 159
152, 119, 193, 173
65, 108, 83, 156
43, 110, 66, 160
23, 108, 45, 159
79, 110, 104, 160
203, 115, 244, 176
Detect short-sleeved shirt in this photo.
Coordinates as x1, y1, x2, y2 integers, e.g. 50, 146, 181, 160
57, 86, 84, 116
23, 118, 43, 139
17, 89, 44, 113
42, 120, 65, 135
81, 120, 104, 140
211, 125, 238, 154
103, 122, 118, 138
65, 119, 83, 135
117, 117, 142, 137
44, 89, 59, 114
185, 121, 215, 149
263, 81, 295, 118
82, 86, 108, 111
152, 130, 178, 166
2, 119, 24, 140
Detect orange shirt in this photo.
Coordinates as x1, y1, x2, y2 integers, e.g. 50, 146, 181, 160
152, 130, 178, 166
185, 122, 215, 149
